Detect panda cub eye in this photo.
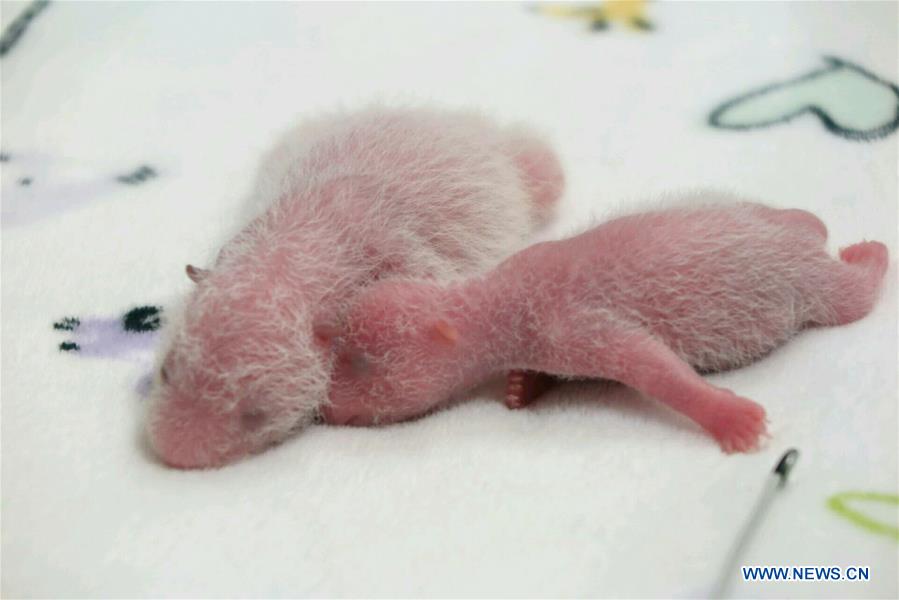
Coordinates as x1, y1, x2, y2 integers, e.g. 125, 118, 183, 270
240, 408, 267, 431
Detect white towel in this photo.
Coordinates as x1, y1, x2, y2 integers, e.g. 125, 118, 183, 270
2, 2, 896, 597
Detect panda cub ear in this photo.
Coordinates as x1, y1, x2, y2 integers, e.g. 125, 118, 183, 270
185, 264, 210, 283
430, 319, 459, 345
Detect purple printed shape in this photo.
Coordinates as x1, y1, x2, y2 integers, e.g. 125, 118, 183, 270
67, 317, 160, 359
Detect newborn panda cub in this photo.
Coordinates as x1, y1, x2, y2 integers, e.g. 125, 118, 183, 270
321, 197, 889, 453
147, 107, 564, 468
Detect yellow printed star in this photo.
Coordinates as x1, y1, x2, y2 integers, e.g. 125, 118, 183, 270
537, 0, 654, 32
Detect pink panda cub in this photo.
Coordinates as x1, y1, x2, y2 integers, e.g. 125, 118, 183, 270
321, 196, 889, 453
147, 107, 565, 468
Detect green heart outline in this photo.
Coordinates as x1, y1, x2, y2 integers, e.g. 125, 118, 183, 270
709, 56, 899, 142
827, 491, 899, 541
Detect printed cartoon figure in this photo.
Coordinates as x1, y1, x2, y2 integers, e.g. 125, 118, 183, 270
709, 56, 899, 141
828, 491, 899, 540
54, 306, 163, 397
535, 1, 654, 32
1, 151, 158, 227
54, 305, 162, 357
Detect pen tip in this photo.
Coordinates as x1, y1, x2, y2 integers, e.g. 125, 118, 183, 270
773, 448, 800, 485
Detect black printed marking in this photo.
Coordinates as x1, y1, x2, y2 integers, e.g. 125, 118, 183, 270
122, 305, 162, 332
631, 17, 653, 31
18, 177, 32, 186
709, 56, 899, 142
59, 341, 80, 352
0, 0, 50, 58
0, 152, 10, 162
116, 165, 158, 185
53, 316, 80, 331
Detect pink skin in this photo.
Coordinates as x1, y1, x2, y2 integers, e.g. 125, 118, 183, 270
323, 200, 889, 453
146, 108, 564, 468
505, 370, 555, 409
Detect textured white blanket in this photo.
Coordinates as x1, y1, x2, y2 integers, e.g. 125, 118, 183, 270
2, 2, 896, 597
